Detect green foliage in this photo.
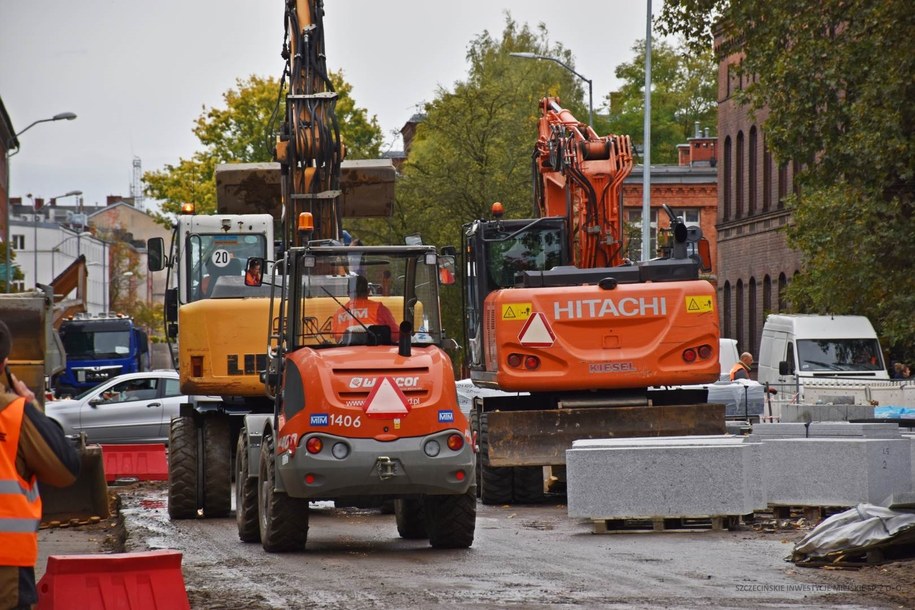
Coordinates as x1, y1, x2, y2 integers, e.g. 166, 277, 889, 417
144, 72, 383, 217
0, 242, 24, 292
348, 17, 592, 366
659, 0, 915, 359
605, 39, 717, 164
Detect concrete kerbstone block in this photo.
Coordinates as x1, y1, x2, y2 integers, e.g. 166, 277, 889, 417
566, 437, 765, 519
760, 438, 911, 507
780, 403, 875, 423
748, 422, 808, 439
808, 422, 901, 439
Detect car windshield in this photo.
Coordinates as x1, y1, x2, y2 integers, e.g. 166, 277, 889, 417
797, 339, 884, 372
187, 233, 268, 301
286, 248, 443, 348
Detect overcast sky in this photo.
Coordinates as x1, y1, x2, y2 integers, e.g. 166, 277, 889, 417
1, 0, 660, 210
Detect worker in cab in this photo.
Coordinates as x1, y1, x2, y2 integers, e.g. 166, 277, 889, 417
729, 352, 754, 380
0, 321, 80, 609
332, 275, 400, 343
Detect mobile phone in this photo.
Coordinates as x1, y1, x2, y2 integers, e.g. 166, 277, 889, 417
5, 365, 17, 394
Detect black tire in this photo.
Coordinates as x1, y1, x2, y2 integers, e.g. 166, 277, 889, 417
202, 416, 232, 517
424, 489, 476, 549
168, 416, 199, 519
258, 432, 309, 552
235, 427, 260, 542
512, 466, 545, 504
479, 413, 513, 505
394, 497, 428, 539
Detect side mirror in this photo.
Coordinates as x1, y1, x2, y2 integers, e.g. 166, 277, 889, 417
778, 360, 793, 376
438, 254, 456, 286
88, 398, 101, 408
147, 237, 165, 271
245, 257, 264, 287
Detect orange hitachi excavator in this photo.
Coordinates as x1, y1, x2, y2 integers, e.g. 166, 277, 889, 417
462, 97, 724, 504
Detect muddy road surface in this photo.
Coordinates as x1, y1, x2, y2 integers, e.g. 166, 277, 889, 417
119, 483, 911, 609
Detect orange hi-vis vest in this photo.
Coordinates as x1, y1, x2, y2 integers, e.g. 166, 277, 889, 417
333, 299, 386, 335
729, 362, 750, 381
0, 397, 41, 567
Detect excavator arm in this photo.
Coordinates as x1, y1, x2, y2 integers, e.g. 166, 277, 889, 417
534, 97, 633, 269
275, 0, 344, 244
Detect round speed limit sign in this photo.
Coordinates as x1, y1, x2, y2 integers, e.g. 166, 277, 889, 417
211, 249, 231, 268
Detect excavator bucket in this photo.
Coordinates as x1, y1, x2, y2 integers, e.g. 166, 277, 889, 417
41, 436, 110, 523
215, 160, 395, 218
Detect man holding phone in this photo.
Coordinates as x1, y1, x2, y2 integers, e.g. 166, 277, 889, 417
0, 321, 80, 609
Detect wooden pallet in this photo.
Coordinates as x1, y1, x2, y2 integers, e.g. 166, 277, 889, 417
761, 505, 848, 524
592, 515, 741, 534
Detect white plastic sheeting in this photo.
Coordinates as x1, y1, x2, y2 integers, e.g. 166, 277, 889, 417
792, 503, 915, 562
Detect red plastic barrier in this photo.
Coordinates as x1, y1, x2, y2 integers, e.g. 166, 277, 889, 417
36, 550, 190, 609
101, 444, 168, 482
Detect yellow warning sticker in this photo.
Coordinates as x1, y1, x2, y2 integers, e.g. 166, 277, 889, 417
501, 303, 533, 320
685, 296, 715, 313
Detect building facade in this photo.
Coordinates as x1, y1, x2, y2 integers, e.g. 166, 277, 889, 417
715, 35, 804, 359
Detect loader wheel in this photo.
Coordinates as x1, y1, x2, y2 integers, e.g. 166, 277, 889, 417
512, 467, 546, 504
479, 413, 513, 505
235, 427, 260, 542
168, 416, 199, 519
203, 416, 232, 518
258, 432, 309, 552
424, 488, 476, 549
394, 497, 428, 539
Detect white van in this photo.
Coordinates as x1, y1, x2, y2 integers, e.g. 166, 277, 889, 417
757, 314, 888, 395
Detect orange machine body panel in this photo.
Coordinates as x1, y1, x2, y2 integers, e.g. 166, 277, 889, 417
478, 280, 719, 393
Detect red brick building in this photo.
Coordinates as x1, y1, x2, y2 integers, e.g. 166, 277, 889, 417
623, 129, 719, 276
715, 35, 803, 358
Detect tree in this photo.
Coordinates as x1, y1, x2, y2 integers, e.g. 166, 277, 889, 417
605, 39, 717, 164
659, 0, 915, 360
0, 242, 24, 292
145, 72, 383, 217
347, 17, 594, 366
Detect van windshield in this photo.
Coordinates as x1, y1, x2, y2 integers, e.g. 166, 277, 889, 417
797, 339, 884, 372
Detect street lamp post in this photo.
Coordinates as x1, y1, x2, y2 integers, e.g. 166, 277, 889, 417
641, 0, 653, 263
510, 52, 593, 128
4, 112, 77, 292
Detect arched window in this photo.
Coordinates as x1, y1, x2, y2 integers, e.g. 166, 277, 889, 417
723, 136, 732, 221
749, 277, 757, 355
763, 141, 772, 212
778, 162, 788, 209
748, 127, 758, 215
723, 281, 732, 338
736, 131, 745, 218
763, 275, 772, 316
778, 273, 788, 312
736, 279, 745, 349
792, 160, 801, 196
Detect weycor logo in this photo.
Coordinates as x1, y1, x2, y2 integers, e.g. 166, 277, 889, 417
349, 376, 419, 389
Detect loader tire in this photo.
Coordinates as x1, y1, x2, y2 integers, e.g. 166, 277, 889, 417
168, 416, 199, 519
258, 432, 309, 552
512, 466, 545, 504
235, 427, 260, 542
394, 497, 428, 539
424, 488, 476, 549
202, 416, 232, 517
479, 413, 513, 505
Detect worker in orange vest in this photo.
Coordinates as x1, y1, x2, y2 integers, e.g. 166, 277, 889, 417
332, 275, 400, 343
729, 352, 754, 380
0, 321, 79, 609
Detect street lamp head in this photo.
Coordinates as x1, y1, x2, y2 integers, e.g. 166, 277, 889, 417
53, 112, 77, 121
63, 190, 82, 197
510, 52, 541, 59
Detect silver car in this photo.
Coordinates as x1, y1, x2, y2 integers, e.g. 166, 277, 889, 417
45, 370, 191, 444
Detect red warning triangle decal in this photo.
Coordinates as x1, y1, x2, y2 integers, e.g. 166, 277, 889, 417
518, 312, 555, 347
363, 376, 412, 419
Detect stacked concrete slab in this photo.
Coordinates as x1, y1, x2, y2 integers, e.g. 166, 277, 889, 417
566, 436, 765, 519
779, 403, 875, 423
749, 422, 913, 507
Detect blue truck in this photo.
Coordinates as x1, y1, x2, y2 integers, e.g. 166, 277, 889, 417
54, 313, 150, 397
